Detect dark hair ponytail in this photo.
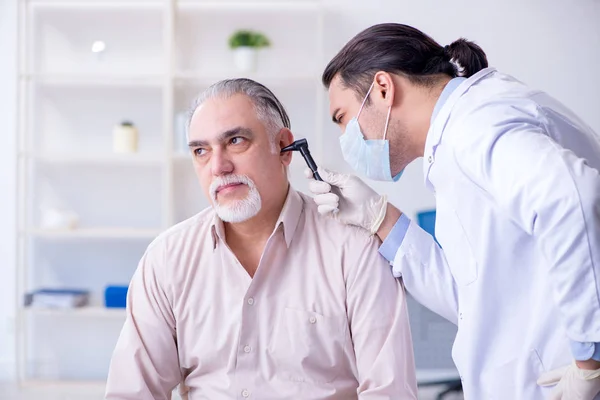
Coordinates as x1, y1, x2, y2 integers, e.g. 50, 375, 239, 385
322, 23, 488, 97
444, 38, 488, 78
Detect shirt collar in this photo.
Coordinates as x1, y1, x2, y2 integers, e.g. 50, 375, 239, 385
430, 77, 467, 124
275, 185, 303, 247
210, 185, 303, 250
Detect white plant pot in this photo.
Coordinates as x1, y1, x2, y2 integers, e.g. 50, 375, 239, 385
233, 47, 258, 72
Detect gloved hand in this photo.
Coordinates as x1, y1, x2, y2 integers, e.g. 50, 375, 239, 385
537, 362, 600, 400
304, 167, 388, 235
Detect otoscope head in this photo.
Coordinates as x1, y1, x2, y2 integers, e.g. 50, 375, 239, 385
279, 138, 322, 181
280, 138, 308, 153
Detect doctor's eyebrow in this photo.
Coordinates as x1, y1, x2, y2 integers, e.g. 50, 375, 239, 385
188, 127, 254, 148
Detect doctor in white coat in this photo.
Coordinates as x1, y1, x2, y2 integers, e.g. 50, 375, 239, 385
306, 23, 600, 399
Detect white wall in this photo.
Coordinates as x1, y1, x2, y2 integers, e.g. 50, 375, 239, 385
0, 0, 18, 382
1, 0, 600, 381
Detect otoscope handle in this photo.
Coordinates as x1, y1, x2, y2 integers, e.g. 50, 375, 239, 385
299, 147, 323, 181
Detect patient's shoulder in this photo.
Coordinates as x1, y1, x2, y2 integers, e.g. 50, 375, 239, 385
145, 207, 216, 256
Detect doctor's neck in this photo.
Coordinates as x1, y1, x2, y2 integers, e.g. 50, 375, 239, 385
389, 74, 453, 162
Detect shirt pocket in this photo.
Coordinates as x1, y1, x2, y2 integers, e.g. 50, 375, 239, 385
268, 307, 348, 384
435, 201, 479, 286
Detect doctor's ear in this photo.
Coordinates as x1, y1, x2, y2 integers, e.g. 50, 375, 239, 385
373, 71, 396, 107
278, 128, 294, 166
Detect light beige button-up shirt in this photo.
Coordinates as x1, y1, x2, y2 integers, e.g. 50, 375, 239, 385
105, 187, 417, 399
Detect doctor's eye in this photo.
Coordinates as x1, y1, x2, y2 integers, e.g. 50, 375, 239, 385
336, 114, 344, 124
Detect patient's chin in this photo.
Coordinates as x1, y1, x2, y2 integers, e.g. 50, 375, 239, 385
216, 203, 259, 223
213, 189, 262, 223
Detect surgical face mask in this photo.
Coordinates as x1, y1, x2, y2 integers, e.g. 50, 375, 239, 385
339, 83, 403, 182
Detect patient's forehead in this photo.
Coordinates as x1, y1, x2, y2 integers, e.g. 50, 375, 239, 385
189, 94, 262, 142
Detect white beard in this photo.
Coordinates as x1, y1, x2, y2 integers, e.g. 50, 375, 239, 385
209, 174, 261, 223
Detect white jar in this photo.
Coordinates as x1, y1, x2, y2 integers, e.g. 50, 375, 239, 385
113, 121, 138, 153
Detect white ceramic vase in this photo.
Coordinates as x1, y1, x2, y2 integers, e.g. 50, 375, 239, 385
233, 47, 258, 72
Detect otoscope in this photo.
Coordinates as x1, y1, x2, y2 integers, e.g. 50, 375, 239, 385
280, 138, 323, 181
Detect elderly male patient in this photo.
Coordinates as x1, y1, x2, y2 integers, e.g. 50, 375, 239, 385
105, 78, 417, 399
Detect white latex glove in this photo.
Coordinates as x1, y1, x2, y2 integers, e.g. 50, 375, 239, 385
304, 167, 388, 235
537, 362, 600, 400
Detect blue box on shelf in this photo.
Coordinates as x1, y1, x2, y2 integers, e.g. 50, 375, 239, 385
104, 285, 129, 308
416, 209, 440, 246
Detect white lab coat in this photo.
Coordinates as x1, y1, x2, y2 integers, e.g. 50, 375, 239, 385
392, 67, 600, 399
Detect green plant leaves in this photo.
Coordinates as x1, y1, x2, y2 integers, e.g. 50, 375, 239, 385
228, 30, 271, 49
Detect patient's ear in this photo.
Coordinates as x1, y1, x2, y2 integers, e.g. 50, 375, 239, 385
278, 128, 294, 166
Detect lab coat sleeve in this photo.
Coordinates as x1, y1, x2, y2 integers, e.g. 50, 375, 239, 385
345, 234, 418, 399
454, 101, 600, 343
105, 243, 181, 399
391, 218, 460, 325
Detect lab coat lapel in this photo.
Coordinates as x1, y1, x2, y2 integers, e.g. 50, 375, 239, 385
423, 67, 497, 192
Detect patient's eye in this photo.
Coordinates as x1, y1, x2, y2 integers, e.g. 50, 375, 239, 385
193, 148, 207, 156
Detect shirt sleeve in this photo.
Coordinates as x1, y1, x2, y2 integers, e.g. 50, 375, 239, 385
378, 213, 411, 263
391, 219, 459, 325
571, 341, 600, 362
345, 234, 418, 399
105, 244, 182, 400
454, 100, 600, 345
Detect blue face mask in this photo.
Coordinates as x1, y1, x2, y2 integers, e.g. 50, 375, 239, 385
339, 82, 403, 182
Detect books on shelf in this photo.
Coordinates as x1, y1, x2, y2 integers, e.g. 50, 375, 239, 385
25, 288, 90, 309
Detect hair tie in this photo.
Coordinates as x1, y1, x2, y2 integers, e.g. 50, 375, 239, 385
443, 45, 452, 60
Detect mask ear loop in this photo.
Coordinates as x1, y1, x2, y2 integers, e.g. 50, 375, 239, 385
357, 82, 375, 119
383, 106, 391, 140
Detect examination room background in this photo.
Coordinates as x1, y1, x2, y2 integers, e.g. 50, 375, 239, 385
0, 0, 599, 396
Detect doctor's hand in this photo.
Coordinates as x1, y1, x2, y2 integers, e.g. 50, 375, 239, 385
304, 167, 388, 235
537, 362, 600, 400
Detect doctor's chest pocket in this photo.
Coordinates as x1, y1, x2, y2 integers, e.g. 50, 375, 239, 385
268, 307, 349, 384
435, 202, 479, 286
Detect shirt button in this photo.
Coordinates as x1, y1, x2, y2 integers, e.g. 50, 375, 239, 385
242, 389, 250, 398
247, 298, 254, 305
309, 316, 317, 324
244, 345, 251, 353
428, 155, 434, 163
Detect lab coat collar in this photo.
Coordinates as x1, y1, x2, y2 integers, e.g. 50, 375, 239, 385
210, 184, 303, 249
422, 67, 497, 190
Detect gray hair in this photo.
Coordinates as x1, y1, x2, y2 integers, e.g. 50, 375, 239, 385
187, 78, 291, 153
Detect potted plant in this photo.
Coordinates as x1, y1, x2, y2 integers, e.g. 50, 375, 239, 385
228, 30, 271, 72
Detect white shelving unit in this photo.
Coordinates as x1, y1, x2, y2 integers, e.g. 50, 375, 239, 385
15, 0, 325, 389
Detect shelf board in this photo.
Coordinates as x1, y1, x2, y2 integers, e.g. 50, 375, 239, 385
21, 152, 165, 166
25, 227, 161, 239
29, 1, 164, 10
25, 306, 126, 318
174, 71, 319, 86
21, 73, 165, 87
177, 0, 322, 11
